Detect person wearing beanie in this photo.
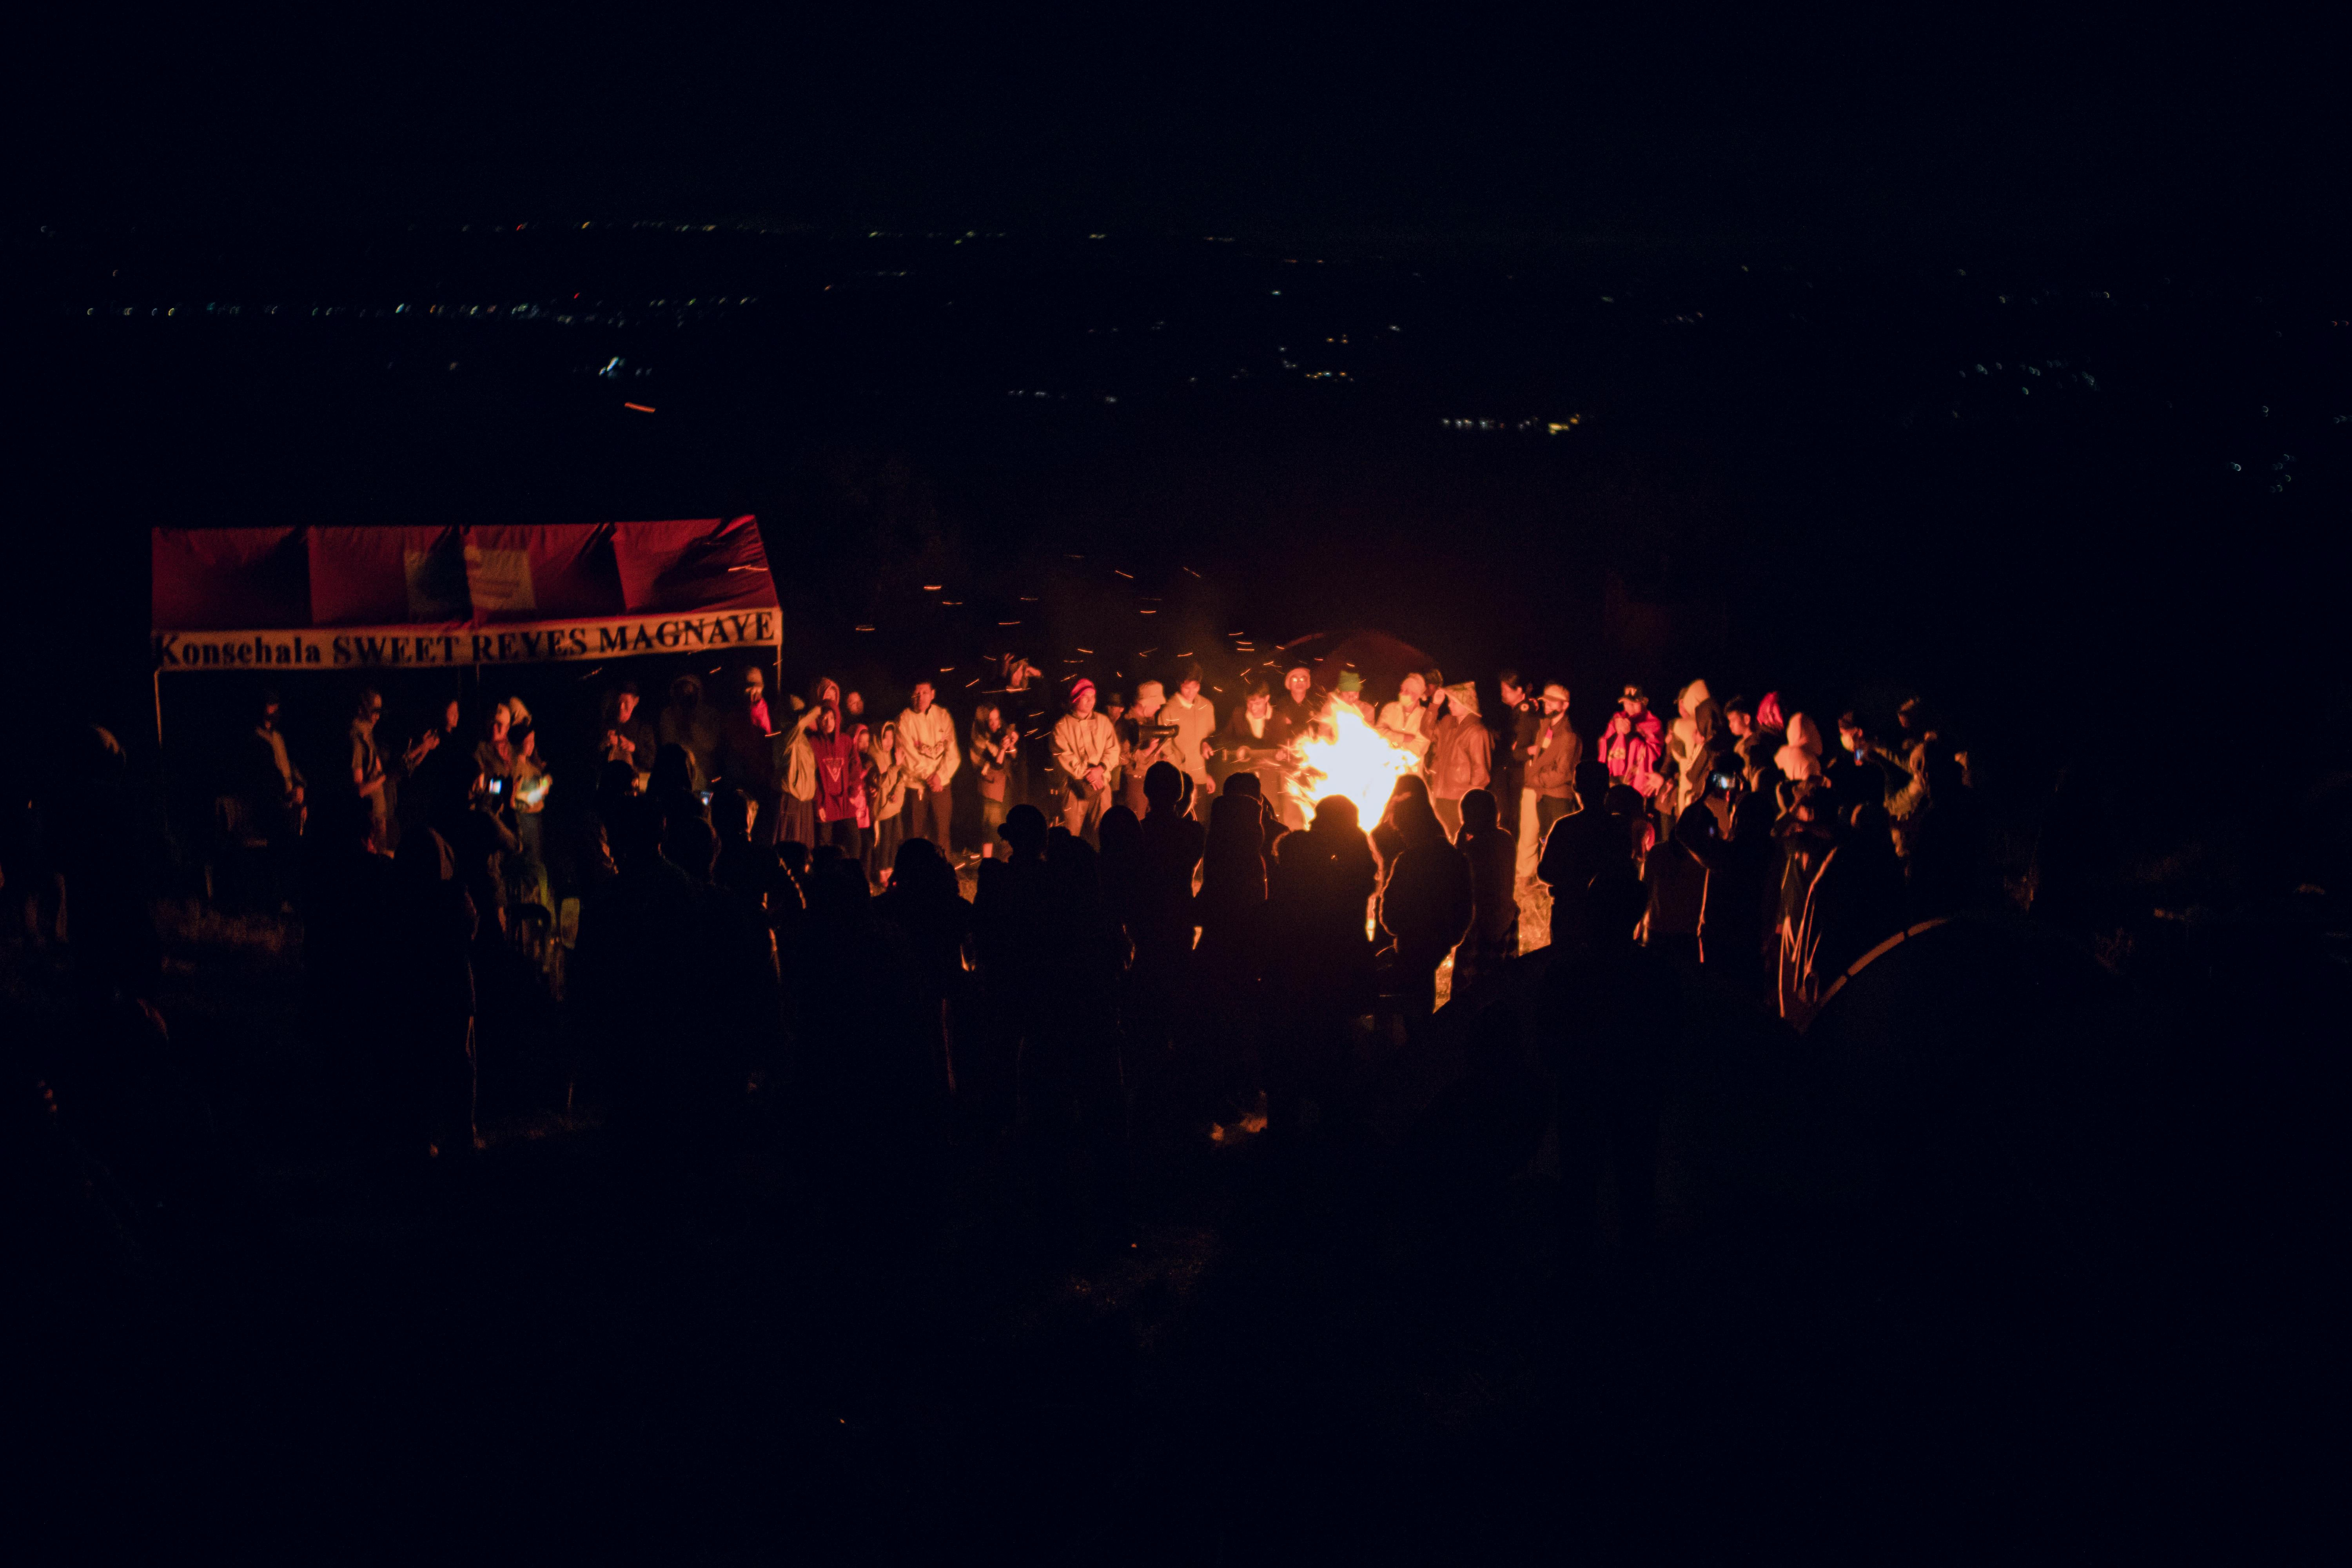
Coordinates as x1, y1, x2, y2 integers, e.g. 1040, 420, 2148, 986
1376, 671, 1435, 764
1051, 678, 1122, 843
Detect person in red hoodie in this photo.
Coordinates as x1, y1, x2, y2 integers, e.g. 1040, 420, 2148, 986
808, 702, 871, 869
1597, 683, 1666, 800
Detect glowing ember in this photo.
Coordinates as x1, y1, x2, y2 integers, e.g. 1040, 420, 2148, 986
1293, 696, 1421, 817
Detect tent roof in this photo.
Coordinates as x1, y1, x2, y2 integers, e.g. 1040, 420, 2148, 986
152, 518, 776, 632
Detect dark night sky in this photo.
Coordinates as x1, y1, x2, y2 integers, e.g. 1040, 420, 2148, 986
20, 13, 2338, 255
9, 12, 2343, 770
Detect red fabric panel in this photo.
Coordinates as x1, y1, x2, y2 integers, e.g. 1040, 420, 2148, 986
151, 528, 309, 630
307, 526, 464, 626
462, 524, 622, 624
612, 516, 777, 615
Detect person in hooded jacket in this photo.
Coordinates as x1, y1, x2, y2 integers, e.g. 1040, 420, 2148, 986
1426, 682, 1494, 839
1376, 790, 1474, 1019
1666, 679, 1728, 815
866, 720, 909, 885
1597, 684, 1667, 800
1773, 711, 1827, 794
808, 702, 870, 864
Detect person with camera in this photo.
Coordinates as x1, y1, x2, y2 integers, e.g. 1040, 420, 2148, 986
1052, 678, 1122, 844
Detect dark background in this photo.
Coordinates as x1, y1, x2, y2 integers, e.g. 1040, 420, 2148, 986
9, 11, 2345, 812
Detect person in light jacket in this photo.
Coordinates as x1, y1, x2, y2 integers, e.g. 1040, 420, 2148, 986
895, 679, 959, 853
1051, 679, 1122, 844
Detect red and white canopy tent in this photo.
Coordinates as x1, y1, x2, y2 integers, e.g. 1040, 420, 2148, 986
150, 517, 781, 733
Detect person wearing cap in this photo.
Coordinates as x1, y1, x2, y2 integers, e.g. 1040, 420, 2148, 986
1597, 683, 1666, 799
1524, 682, 1583, 866
896, 679, 960, 853
1376, 671, 1435, 765
1164, 663, 1218, 816
1052, 678, 1122, 843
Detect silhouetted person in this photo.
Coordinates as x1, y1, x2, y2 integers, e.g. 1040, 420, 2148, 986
877, 836, 975, 1095
1899, 741, 1996, 922
1132, 762, 1206, 983
1537, 761, 1632, 951
1542, 869, 1668, 1282
1264, 795, 1377, 1132
391, 827, 477, 1158
51, 726, 160, 1000
1793, 801, 1909, 1009
572, 795, 718, 1178
302, 790, 399, 1094
1376, 791, 1473, 1019
1021, 830, 1129, 1257
1370, 772, 1436, 880
971, 803, 1053, 1124
1673, 786, 1777, 1001
1451, 787, 1517, 993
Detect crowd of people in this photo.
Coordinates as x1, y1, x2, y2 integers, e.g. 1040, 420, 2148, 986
7, 645, 2000, 1258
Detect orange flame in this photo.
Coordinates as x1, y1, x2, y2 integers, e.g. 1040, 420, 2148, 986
1293, 697, 1421, 817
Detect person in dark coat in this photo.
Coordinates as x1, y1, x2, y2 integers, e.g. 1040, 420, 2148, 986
1131, 762, 1206, 980
877, 837, 976, 1097
1541, 869, 1673, 1280
1537, 760, 1633, 951
1898, 742, 1996, 922
1672, 786, 1778, 1002
1793, 802, 1909, 1011
1263, 795, 1378, 1133
1451, 788, 1517, 993
392, 827, 478, 1157
1376, 791, 1474, 1018
1369, 773, 1436, 880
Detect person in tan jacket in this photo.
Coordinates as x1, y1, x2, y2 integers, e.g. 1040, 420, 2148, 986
1051, 679, 1122, 843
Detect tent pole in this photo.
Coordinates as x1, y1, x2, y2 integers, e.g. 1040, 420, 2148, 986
152, 668, 163, 749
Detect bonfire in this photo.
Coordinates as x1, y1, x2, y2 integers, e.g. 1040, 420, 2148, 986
1291, 695, 1423, 816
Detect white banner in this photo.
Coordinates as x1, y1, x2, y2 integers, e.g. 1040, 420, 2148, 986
154, 608, 781, 672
